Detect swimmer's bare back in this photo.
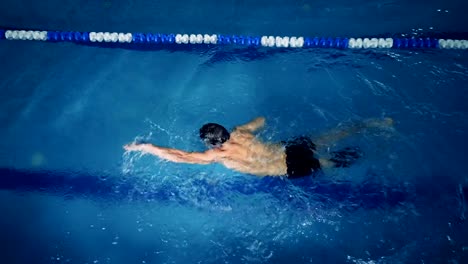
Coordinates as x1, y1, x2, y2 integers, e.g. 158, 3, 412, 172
124, 117, 394, 177
212, 124, 288, 176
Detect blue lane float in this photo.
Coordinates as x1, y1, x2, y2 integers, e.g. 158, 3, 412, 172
2, 167, 467, 211
0, 167, 410, 209
1, 28, 468, 50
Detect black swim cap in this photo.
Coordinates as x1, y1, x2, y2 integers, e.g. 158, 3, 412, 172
199, 123, 230, 148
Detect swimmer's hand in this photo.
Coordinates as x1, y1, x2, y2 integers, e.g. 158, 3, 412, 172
124, 142, 147, 152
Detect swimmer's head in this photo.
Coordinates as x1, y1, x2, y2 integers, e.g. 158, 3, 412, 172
199, 123, 230, 148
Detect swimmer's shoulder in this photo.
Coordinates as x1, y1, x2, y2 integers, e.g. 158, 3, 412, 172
231, 126, 256, 136
230, 129, 255, 142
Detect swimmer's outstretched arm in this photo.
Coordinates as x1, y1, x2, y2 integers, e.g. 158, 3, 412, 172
313, 117, 394, 147
124, 143, 217, 164
235, 116, 265, 132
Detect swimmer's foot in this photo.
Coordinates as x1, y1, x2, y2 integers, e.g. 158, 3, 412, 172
364, 117, 394, 129
330, 147, 363, 168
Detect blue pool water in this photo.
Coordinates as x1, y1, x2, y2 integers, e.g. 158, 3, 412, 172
1, 0, 468, 263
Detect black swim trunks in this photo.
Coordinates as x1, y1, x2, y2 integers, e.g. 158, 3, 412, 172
284, 137, 321, 179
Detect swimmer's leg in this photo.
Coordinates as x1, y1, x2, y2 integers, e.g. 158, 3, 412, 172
319, 158, 335, 169
313, 117, 393, 148
319, 147, 364, 168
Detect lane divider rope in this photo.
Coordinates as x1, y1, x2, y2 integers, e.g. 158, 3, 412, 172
2, 29, 468, 50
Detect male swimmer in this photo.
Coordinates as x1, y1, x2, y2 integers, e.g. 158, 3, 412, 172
124, 117, 393, 178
